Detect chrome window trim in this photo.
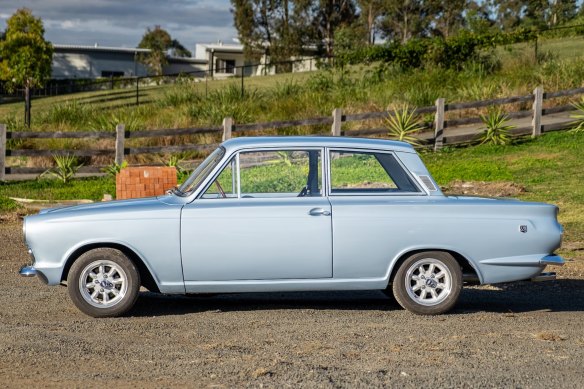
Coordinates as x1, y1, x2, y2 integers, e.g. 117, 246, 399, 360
325, 147, 427, 197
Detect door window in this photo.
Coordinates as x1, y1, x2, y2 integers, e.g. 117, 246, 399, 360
202, 149, 322, 199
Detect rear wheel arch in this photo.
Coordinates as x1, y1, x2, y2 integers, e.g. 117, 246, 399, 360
388, 248, 480, 286
61, 243, 160, 293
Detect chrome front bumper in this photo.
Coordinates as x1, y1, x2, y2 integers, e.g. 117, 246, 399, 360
19, 265, 37, 277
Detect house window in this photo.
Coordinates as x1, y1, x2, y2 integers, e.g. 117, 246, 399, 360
101, 71, 124, 77
215, 59, 236, 74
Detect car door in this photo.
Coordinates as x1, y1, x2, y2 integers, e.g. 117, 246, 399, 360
181, 148, 332, 283
326, 149, 425, 279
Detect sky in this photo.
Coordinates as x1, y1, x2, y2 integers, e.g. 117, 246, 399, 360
0, 0, 239, 52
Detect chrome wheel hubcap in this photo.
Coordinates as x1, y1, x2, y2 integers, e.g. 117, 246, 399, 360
405, 258, 452, 306
79, 260, 127, 308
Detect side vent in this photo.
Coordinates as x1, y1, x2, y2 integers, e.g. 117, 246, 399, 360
419, 175, 437, 192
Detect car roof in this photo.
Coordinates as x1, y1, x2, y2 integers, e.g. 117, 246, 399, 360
221, 136, 416, 154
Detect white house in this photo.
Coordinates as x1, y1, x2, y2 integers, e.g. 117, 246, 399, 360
52, 44, 207, 79
194, 41, 320, 78
50, 42, 320, 80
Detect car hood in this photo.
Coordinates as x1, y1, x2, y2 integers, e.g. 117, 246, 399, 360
37, 195, 180, 215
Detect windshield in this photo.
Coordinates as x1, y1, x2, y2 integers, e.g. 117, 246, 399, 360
177, 146, 226, 195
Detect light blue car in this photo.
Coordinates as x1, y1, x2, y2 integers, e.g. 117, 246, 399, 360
19, 137, 564, 317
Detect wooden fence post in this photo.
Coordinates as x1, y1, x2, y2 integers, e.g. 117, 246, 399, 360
115, 124, 125, 165
222, 117, 233, 141
532, 86, 543, 137
0, 124, 6, 181
331, 108, 342, 136
434, 98, 445, 151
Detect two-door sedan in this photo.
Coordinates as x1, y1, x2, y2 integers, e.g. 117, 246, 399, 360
19, 137, 564, 316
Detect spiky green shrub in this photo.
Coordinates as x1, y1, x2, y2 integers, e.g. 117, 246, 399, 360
43, 101, 92, 126
478, 108, 514, 145
187, 84, 261, 124
569, 97, 584, 133
102, 161, 128, 178
91, 109, 143, 131
166, 153, 193, 182
159, 77, 200, 107
39, 155, 83, 183
385, 104, 424, 146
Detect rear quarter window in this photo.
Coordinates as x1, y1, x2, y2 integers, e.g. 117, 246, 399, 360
329, 150, 420, 194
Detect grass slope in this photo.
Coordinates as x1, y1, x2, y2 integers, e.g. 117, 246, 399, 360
1, 37, 583, 135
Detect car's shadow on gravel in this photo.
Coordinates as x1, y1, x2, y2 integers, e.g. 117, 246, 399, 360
129, 279, 584, 317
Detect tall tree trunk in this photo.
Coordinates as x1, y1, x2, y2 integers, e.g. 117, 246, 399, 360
368, 3, 374, 45
24, 81, 31, 128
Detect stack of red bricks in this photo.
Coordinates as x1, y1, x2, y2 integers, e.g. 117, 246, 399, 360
116, 167, 177, 200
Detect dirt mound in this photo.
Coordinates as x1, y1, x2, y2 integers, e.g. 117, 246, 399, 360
442, 180, 526, 198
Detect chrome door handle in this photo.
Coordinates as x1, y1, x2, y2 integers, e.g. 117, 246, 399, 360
309, 208, 331, 216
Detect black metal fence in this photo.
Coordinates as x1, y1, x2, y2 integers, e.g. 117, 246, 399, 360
0, 54, 333, 107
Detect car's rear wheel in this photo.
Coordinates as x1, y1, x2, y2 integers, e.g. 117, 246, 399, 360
67, 248, 140, 318
392, 251, 462, 315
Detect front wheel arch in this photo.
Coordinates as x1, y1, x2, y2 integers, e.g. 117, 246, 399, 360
61, 243, 160, 293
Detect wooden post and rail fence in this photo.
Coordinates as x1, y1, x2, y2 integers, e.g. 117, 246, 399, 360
1, 85, 583, 180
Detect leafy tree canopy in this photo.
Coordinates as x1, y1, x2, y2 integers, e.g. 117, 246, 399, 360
0, 8, 53, 91
137, 26, 191, 75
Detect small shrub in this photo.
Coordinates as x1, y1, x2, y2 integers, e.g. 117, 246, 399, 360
43, 101, 91, 126
165, 153, 193, 181
478, 108, 514, 145
0, 196, 22, 212
306, 70, 335, 92
39, 155, 83, 183
569, 97, 584, 133
159, 77, 200, 107
187, 84, 261, 124
385, 104, 424, 146
102, 161, 128, 178
271, 80, 303, 99
91, 109, 143, 131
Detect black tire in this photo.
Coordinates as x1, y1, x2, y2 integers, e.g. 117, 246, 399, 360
392, 251, 462, 315
67, 248, 140, 318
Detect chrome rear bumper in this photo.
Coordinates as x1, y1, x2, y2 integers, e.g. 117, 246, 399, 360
539, 255, 564, 266
19, 265, 37, 277
531, 272, 557, 282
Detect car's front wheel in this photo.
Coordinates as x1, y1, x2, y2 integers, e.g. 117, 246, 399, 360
67, 248, 140, 317
392, 251, 462, 315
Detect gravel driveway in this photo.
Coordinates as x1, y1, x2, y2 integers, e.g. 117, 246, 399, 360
1, 221, 583, 388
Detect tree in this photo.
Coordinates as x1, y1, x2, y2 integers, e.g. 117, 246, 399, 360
432, 0, 468, 38
169, 39, 192, 57
0, 8, 53, 127
137, 26, 190, 75
292, 0, 359, 57
548, 0, 578, 26
138, 26, 172, 76
493, 0, 524, 30
465, 1, 495, 34
231, 0, 300, 64
357, 0, 384, 44
378, 0, 435, 43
